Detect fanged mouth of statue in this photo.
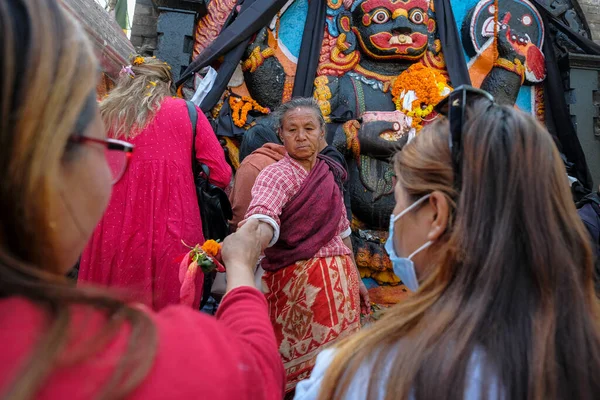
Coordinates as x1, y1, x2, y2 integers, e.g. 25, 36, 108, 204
388, 34, 413, 45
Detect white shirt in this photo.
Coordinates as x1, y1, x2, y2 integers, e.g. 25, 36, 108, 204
294, 347, 501, 400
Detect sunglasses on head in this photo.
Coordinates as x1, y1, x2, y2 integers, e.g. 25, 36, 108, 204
434, 85, 495, 188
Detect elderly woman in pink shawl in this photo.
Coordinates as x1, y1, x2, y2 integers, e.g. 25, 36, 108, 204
242, 98, 364, 396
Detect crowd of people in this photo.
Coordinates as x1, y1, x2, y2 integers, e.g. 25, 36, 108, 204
2, 0, 600, 399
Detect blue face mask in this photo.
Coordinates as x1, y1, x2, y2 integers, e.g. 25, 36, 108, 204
385, 194, 432, 292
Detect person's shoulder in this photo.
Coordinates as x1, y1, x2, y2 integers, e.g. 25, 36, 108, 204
294, 349, 337, 400
158, 97, 189, 114
243, 145, 285, 169
578, 203, 600, 235
0, 298, 132, 399
256, 156, 294, 183
294, 348, 379, 400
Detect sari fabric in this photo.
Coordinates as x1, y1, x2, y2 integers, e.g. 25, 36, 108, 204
263, 255, 361, 393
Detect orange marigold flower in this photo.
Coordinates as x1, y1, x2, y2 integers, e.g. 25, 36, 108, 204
132, 56, 145, 66
201, 239, 221, 257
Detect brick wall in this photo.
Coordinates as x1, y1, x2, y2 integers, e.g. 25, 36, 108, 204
580, 0, 600, 42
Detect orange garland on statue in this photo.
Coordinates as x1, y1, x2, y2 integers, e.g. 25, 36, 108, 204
229, 96, 270, 128
391, 64, 451, 130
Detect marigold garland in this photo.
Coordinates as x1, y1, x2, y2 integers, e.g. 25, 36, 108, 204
229, 96, 270, 128
391, 63, 451, 130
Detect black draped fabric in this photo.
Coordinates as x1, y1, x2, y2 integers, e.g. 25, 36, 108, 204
176, 0, 289, 87
200, 0, 254, 113
535, 5, 594, 189
200, 40, 252, 112
291, 0, 327, 98
433, 0, 471, 86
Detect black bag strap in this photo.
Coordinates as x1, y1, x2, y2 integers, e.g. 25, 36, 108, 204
186, 101, 199, 176
186, 101, 211, 179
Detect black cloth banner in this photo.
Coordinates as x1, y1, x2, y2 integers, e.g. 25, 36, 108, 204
537, 5, 593, 189
200, 39, 251, 113
176, 0, 289, 87
200, 0, 253, 112
433, 0, 471, 86
291, 0, 328, 98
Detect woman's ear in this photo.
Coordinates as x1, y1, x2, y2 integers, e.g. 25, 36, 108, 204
426, 191, 449, 241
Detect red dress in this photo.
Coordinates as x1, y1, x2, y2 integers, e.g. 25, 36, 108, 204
79, 98, 231, 310
0, 287, 285, 399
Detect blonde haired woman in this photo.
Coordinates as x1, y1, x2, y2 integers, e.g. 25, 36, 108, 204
296, 87, 600, 399
0, 1, 283, 398
78, 57, 231, 310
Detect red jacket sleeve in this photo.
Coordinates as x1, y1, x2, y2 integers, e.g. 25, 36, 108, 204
216, 287, 286, 397
193, 107, 232, 189
131, 287, 285, 400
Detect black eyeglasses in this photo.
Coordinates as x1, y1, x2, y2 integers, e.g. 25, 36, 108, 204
434, 85, 494, 188
69, 136, 134, 184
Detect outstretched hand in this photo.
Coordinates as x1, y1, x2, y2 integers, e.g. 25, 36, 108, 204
221, 219, 262, 292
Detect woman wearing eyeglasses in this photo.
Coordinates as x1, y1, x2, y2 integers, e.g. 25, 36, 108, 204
294, 87, 600, 399
77, 56, 232, 310
0, 1, 283, 399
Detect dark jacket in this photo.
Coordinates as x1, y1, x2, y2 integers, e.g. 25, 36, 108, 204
577, 191, 600, 295
320, 145, 352, 221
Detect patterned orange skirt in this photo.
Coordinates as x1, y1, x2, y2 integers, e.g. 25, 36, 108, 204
262, 255, 361, 393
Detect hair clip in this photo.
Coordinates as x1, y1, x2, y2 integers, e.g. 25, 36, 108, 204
120, 65, 135, 79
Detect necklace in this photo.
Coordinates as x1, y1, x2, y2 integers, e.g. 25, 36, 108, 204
349, 64, 396, 92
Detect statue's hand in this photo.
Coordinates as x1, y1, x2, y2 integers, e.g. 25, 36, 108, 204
496, 14, 526, 64
356, 121, 408, 161
243, 27, 275, 73
245, 27, 269, 57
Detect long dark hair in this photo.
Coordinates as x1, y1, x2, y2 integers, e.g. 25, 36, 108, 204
0, 1, 156, 399
319, 102, 600, 399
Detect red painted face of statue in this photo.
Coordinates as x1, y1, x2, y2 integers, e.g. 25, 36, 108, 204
352, 0, 435, 60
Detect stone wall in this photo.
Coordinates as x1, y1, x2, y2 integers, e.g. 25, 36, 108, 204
130, 0, 159, 54
580, 0, 600, 42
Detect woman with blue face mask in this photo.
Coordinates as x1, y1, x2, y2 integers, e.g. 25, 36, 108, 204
295, 87, 600, 400
385, 193, 434, 292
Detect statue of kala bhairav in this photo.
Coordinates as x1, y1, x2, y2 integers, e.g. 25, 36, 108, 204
314, 0, 445, 284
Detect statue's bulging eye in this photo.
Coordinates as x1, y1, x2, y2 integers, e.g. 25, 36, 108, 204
372, 10, 390, 24
409, 10, 424, 24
